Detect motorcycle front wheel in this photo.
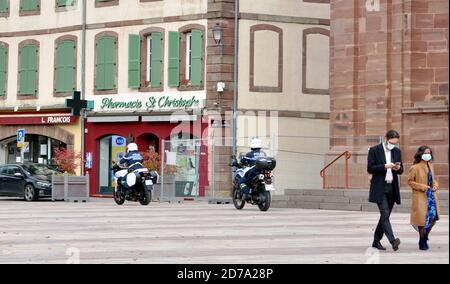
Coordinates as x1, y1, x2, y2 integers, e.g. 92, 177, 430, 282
139, 188, 152, 206
232, 186, 245, 210
258, 190, 271, 212
114, 188, 126, 205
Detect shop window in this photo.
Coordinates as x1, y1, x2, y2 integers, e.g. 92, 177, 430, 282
163, 133, 200, 198
2, 135, 66, 165
98, 135, 126, 194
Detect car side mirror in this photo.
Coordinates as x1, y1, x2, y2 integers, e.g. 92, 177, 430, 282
14, 172, 23, 178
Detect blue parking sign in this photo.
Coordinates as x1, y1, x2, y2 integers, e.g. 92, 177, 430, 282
17, 129, 25, 148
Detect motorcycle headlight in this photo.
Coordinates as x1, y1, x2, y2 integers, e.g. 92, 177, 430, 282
258, 174, 265, 180
37, 181, 51, 188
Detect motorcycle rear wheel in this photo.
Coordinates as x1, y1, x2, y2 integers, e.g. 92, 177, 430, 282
258, 190, 271, 212
232, 187, 246, 210
139, 189, 152, 206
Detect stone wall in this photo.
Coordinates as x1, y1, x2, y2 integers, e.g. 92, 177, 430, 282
329, 0, 448, 189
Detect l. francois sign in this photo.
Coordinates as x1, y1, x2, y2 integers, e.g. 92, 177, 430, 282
93, 92, 206, 113
0, 115, 78, 125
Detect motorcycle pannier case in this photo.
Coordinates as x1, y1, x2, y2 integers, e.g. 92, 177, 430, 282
255, 157, 276, 171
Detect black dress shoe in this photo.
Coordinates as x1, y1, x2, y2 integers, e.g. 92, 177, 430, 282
391, 238, 401, 251
372, 241, 386, 251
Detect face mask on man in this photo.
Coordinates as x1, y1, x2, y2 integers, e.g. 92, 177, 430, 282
386, 143, 396, 151
422, 154, 432, 162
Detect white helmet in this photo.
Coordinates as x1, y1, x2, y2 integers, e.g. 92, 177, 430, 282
250, 138, 262, 149
127, 143, 138, 152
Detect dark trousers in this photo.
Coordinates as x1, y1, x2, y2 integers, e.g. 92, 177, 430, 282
238, 167, 259, 188
374, 183, 396, 243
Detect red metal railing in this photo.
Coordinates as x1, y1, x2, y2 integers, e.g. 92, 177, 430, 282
320, 151, 351, 189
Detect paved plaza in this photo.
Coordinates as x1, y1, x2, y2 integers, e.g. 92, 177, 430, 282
0, 198, 448, 264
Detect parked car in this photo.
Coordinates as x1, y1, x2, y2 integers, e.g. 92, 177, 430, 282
0, 163, 61, 201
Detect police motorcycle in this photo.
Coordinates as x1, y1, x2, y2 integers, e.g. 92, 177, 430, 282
112, 143, 159, 206
230, 150, 277, 212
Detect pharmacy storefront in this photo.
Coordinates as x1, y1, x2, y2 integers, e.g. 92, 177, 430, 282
84, 92, 209, 197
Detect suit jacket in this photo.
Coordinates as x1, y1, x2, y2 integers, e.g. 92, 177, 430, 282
367, 143, 404, 204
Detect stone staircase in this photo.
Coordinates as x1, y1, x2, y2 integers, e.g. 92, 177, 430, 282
272, 189, 449, 215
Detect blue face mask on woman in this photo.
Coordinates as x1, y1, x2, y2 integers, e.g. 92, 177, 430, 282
422, 154, 432, 162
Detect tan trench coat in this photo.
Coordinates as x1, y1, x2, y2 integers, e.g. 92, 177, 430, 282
408, 161, 440, 226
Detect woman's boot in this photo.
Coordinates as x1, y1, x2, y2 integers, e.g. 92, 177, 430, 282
419, 237, 428, 251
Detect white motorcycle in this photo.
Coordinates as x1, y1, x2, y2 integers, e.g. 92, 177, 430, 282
112, 162, 158, 206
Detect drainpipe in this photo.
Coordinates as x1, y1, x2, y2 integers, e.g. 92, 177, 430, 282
80, 0, 87, 175
232, 0, 239, 156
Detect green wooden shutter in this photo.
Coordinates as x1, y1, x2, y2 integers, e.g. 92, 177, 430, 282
21, 0, 39, 11
95, 38, 105, 90
0, 0, 9, 13
55, 40, 75, 93
0, 47, 6, 97
57, 0, 75, 7
168, 31, 180, 88
96, 36, 116, 91
128, 34, 140, 89
151, 32, 162, 88
104, 38, 116, 90
19, 44, 38, 96
191, 29, 203, 86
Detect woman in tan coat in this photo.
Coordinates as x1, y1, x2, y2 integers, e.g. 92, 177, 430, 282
408, 146, 440, 251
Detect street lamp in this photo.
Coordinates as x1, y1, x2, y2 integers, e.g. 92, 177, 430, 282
212, 23, 223, 55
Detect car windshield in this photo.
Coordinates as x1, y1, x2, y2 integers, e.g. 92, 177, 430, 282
22, 164, 60, 176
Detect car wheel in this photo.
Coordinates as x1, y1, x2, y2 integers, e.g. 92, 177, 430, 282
24, 184, 38, 202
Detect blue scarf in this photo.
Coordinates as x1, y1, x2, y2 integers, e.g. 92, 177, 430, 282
424, 170, 437, 230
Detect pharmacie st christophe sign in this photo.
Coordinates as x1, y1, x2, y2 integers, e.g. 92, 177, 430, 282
97, 94, 202, 112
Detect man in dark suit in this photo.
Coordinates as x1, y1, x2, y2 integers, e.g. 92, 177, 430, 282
368, 130, 404, 251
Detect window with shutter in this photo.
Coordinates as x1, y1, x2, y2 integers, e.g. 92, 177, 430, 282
0, 0, 9, 15
0, 45, 7, 97
95, 0, 119, 8
128, 34, 140, 89
150, 32, 162, 88
20, 0, 39, 12
56, 0, 76, 7
18, 44, 38, 96
55, 40, 76, 94
95, 35, 117, 92
168, 31, 180, 88
177, 25, 205, 90
190, 29, 203, 86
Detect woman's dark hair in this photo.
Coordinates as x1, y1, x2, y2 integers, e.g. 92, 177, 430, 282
414, 145, 433, 164
385, 129, 400, 140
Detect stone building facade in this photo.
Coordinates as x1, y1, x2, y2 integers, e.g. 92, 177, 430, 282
329, 0, 448, 189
